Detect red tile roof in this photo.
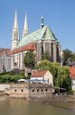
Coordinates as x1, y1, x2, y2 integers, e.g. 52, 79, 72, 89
12, 43, 36, 54
32, 70, 47, 77
70, 66, 75, 79
0, 48, 11, 56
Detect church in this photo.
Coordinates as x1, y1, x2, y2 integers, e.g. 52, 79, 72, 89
11, 12, 61, 70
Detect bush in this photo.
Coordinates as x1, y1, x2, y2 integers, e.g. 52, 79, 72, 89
69, 90, 74, 95
0, 71, 25, 83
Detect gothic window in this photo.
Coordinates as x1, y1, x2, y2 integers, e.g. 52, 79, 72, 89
51, 43, 53, 62
56, 45, 59, 62
41, 40, 44, 55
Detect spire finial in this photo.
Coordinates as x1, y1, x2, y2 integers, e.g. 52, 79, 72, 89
14, 11, 18, 29
40, 15, 44, 28
23, 13, 28, 36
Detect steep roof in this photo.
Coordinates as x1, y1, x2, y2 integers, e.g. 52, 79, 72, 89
16, 25, 58, 48
32, 70, 47, 77
70, 66, 75, 79
12, 43, 35, 54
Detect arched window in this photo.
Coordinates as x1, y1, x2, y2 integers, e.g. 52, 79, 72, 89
51, 43, 53, 62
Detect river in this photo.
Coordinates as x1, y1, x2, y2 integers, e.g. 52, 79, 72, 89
0, 96, 75, 115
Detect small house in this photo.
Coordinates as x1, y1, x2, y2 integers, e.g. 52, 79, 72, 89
31, 70, 53, 85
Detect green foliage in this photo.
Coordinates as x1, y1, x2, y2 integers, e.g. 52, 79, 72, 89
69, 90, 74, 95
36, 60, 53, 73
23, 51, 35, 68
42, 51, 50, 61
0, 71, 25, 83
63, 49, 75, 66
36, 60, 71, 91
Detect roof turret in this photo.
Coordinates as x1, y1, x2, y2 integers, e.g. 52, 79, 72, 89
40, 16, 44, 28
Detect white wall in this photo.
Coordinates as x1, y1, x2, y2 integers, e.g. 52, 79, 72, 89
72, 80, 75, 91
0, 84, 10, 91
44, 71, 53, 85
30, 77, 43, 83
30, 71, 53, 85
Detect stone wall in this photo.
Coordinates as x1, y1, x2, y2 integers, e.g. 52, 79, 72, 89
4, 83, 75, 102
5, 83, 29, 98
29, 84, 53, 100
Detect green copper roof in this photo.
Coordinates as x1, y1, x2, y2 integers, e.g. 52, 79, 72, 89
16, 25, 58, 48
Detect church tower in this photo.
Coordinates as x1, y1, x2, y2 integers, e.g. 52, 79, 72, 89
12, 11, 19, 50
23, 14, 28, 37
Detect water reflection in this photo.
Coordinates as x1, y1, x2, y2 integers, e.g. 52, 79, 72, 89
0, 96, 75, 115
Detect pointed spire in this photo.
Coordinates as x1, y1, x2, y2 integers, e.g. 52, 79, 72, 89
40, 15, 44, 28
12, 11, 19, 49
14, 11, 18, 29
23, 14, 28, 36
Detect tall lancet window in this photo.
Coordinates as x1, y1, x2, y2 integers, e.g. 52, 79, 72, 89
41, 40, 44, 59
51, 43, 53, 62
56, 45, 59, 62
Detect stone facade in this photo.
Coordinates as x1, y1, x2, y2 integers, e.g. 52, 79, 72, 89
11, 40, 61, 70
0, 48, 11, 73
5, 83, 54, 99
11, 13, 61, 70
29, 84, 53, 100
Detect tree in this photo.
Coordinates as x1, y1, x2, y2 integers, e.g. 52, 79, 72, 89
63, 49, 75, 66
36, 60, 71, 91
42, 51, 50, 61
23, 51, 35, 68
55, 66, 71, 91
36, 59, 53, 72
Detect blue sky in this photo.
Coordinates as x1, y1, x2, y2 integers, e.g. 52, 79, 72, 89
0, 0, 75, 51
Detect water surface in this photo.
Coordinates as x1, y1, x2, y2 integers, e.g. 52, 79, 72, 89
0, 96, 75, 115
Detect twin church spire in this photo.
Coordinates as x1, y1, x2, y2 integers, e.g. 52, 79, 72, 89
13, 11, 29, 37
12, 11, 29, 49
14, 11, 18, 30
23, 14, 28, 36
12, 11, 44, 50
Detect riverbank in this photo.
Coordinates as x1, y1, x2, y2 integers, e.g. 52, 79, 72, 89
0, 91, 5, 96
1, 83, 75, 103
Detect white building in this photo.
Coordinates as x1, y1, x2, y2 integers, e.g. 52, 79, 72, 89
31, 70, 53, 85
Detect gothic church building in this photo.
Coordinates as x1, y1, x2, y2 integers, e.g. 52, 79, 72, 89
11, 12, 61, 70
